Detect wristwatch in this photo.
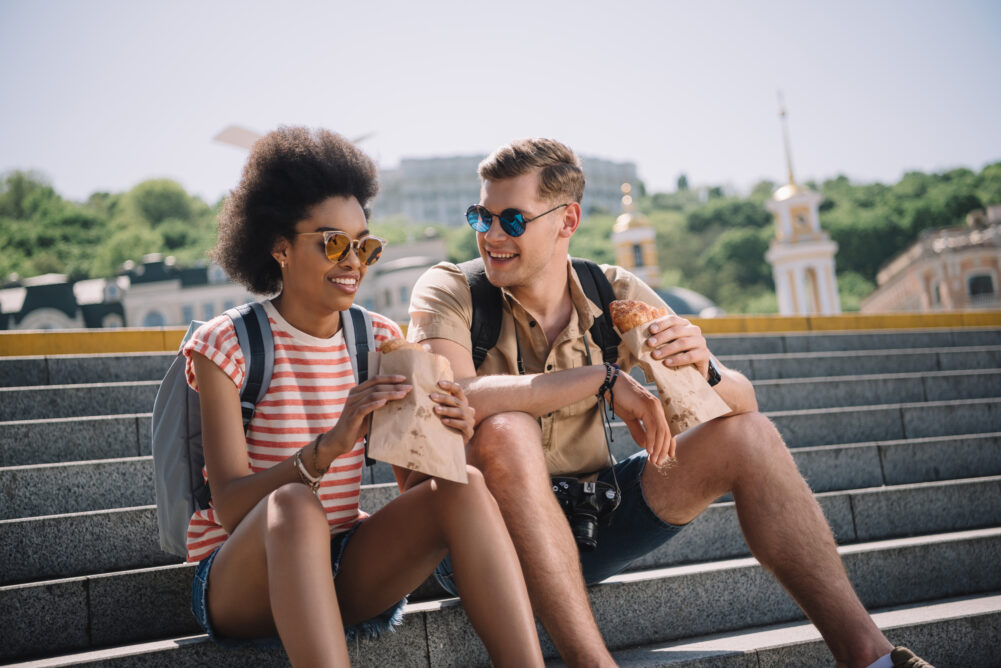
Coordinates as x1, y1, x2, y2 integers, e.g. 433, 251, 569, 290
706, 357, 722, 387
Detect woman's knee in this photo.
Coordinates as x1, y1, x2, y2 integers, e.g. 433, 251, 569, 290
265, 483, 328, 538
467, 412, 544, 476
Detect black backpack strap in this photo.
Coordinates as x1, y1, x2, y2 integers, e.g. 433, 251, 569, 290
571, 258, 621, 365
228, 302, 274, 427
343, 305, 373, 384
459, 258, 504, 370
341, 304, 376, 466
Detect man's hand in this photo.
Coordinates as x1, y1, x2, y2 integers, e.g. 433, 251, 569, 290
645, 315, 710, 379
609, 371, 675, 466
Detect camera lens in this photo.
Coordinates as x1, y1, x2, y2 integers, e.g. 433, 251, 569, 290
573, 514, 599, 552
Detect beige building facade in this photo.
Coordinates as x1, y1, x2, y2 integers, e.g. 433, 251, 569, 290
861, 206, 1001, 313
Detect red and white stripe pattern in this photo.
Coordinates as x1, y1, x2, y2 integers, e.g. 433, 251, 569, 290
182, 300, 402, 562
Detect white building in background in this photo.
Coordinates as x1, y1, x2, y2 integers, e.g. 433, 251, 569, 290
611, 183, 661, 288
119, 255, 253, 327
763, 99, 841, 316
355, 233, 447, 323
375, 154, 639, 224
765, 183, 841, 316
0, 238, 448, 331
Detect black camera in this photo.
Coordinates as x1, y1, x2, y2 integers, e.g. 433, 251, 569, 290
551, 476, 620, 552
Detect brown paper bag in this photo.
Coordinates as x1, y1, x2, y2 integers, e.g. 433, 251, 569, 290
618, 327, 731, 436
366, 349, 468, 483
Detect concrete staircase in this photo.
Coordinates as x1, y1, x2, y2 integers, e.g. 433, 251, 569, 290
1, 327, 1000, 666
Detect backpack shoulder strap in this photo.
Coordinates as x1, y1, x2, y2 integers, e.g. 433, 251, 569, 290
341, 304, 376, 465
341, 304, 375, 384
571, 258, 621, 365
227, 302, 274, 427
459, 257, 504, 369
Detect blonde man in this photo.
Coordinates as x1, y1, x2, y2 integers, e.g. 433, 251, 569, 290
407, 138, 930, 668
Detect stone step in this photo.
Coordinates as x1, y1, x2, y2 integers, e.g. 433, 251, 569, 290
2, 528, 998, 663
0, 353, 175, 388
0, 414, 151, 467
752, 368, 1001, 412
5, 432, 1000, 521
4, 475, 998, 586
720, 345, 1001, 381
0, 328, 995, 389
593, 593, 1001, 668
4, 366, 998, 423
4, 343, 998, 389
0, 381, 160, 422
3, 396, 993, 472
704, 327, 1001, 356
12, 593, 999, 667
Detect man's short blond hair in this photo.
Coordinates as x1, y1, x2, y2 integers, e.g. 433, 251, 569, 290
478, 138, 586, 204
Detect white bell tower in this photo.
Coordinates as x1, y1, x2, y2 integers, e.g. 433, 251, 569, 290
764, 96, 841, 316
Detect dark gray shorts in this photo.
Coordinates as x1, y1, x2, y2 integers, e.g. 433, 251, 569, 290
434, 449, 686, 594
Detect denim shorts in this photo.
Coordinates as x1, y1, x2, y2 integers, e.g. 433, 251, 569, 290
191, 522, 407, 648
434, 449, 685, 595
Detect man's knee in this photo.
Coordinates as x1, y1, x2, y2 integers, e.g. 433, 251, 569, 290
468, 411, 545, 479
716, 411, 790, 462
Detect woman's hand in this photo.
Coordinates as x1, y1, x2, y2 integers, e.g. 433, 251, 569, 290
431, 379, 476, 444
320, 374, 412, 462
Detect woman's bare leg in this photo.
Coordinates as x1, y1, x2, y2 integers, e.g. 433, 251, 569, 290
205, 482, 349, 667
336, 466, 543, 667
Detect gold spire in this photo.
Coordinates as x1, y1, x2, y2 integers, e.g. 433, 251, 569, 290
778, 91, 796, 186
613, 182, 650, 231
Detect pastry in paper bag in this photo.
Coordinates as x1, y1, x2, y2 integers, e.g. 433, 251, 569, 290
366, 340, 468, 483
610, 300, 730, 435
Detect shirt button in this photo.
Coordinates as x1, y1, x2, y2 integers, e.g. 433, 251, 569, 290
529, 321, 537, 327
546, 364, 553, 371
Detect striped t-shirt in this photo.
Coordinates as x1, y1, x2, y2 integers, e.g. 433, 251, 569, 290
181, 300, 402, 563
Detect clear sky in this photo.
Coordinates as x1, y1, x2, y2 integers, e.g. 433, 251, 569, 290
1, 0, 999, 206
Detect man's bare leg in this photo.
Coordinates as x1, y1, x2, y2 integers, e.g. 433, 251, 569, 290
467, 412, 615, 667
641, 412, 893, 668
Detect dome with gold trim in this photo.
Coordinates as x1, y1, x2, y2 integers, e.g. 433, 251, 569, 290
613, 209, 651, 232
612, 183, 651, 232
772, 183, 804, 201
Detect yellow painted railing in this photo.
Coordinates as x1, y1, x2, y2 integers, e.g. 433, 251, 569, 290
1, 311, 998, 357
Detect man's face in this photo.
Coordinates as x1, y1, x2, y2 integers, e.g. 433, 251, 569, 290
477, 171, 568, 290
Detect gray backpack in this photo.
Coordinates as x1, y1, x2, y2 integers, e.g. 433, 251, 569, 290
151, 302, 375, 557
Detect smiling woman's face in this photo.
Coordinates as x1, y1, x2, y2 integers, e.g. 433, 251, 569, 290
274, 195, 371, 315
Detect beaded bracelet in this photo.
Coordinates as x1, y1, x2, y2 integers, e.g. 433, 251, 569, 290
596, 362, 620, 413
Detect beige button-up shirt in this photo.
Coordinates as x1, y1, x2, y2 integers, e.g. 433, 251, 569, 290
407, 258, 673, 476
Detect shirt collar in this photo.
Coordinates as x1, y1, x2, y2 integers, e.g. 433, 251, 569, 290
497, 257, 603, 333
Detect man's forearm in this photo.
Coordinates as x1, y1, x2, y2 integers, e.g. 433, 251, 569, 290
713, 366, 758, 415
460, 365, 608, 425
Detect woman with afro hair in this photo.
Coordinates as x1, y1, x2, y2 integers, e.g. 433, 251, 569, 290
182, 126, 542, 666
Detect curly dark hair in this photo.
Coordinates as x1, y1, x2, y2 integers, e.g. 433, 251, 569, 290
213, 126, 379, 295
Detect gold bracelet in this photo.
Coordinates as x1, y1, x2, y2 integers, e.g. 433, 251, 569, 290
293, 449, 321, 493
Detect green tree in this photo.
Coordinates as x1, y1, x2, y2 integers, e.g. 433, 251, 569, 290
124, 179, 193, 225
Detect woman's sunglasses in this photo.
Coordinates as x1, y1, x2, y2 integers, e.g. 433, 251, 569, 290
465, 203, 568, 237
296, 230, 386, 266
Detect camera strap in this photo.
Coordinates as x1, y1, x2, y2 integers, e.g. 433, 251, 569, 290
582, 330, 621, 511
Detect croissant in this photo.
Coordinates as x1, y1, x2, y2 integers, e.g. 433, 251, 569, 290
609, 299, 668, 333
380, 338, 426, 354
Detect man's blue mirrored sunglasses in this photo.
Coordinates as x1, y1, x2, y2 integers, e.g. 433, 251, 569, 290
465, 203, 569, 237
